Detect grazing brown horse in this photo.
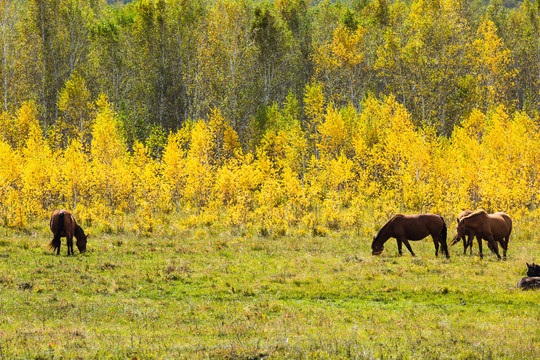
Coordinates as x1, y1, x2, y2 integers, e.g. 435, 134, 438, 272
454, 210, 511, 260
49, 209, 88, 255
371, 214, 449, 258
450, 210, 475, 255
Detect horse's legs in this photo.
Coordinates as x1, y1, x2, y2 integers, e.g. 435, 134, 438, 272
67, 236, 74, 256
432, 236, 440, 257
497, 237, 508, 260
486, 235, 501, 260
476, 237, 483, 259
502, 236, 509, 260
466, 235, 473, 255
463, 235, 468, 255
400, 238, 415, 257
441, 237, 450, 259
397, 239, 403, 256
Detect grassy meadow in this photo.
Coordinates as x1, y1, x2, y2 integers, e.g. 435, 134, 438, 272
0, 216, 539, 359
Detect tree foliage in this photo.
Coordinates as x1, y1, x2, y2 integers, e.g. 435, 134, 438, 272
2, 0, 540, 231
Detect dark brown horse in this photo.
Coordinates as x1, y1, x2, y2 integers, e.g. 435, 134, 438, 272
372, 214, 449, 258
454, 210, 511, 260
526, 262, 540, 277
49, 209, 88, 255
517, 277, 540, 290
517, 263, 540, 290
450, 210, 475, 255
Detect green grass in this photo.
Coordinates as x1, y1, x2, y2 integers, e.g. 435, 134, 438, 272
0, 221, 539, 359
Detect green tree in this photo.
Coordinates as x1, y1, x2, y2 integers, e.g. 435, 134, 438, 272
251, 4, 298, 107
0, 0, 17, 112
197, 0, 256, 143
57, 72, 94, 148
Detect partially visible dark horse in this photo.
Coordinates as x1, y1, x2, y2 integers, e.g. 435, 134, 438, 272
526, 262, 540, 277
450, 210, 475, 255
49, 209, 88, 255
516, 277, 540, 290
372, 214, 449, 258
453, 210, 511, 260
517, 263, 540, 290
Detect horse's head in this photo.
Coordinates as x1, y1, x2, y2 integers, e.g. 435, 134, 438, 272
454, 218, 467, 241
371, 236, 384, 256
527, 262, 540, 277
450, 217, 465, 245
76, 234, 87, 253
75, 226, 88, 253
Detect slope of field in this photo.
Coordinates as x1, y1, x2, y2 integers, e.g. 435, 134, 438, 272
0, 222, 539, 359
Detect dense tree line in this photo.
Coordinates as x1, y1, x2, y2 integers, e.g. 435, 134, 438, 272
0, 0, 539, 148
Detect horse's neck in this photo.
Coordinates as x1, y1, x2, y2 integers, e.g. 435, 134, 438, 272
74, 225, 85, 239
376, 228, 392, 244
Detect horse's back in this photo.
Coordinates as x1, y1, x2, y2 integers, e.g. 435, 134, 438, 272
517, 276, 540, 290
490, 212, 512, 237
50, 209, 75, 235
393, 213, 444, 240
458, 210, 473, 221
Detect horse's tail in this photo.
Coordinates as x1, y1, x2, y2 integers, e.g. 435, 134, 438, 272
439, 216, 449, 257
49, 211, 64, 250
439, 216, 447, 243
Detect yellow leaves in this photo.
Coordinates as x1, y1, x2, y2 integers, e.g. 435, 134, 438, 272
91, 95, 126, 165
189, 121, 211, 165
315, 24, 366, 73
62, 138, 90, 209
304, 82, 325, 125
162, 129, 188, 204
472, 20, 515, 108
223, 125, 240, 156
0, 102, 41, 149
3, 89, 540, 230
329, 24, 366, 69
318, 105, 347, 158
313, 22, 367, 104
90, 95, 132, 211
326, 152, 355, 192
0, 140, 22, 226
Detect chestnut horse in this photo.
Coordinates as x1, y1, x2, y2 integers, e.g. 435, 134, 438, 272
450, 210, 475, 255
49, 209, 88, 255
371, 214, 449, 258
454, 210, 511, 260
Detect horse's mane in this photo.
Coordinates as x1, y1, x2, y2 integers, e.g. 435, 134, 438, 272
375, 215, 399, 239
462, 209, 487, 221
74, 224, 86, 239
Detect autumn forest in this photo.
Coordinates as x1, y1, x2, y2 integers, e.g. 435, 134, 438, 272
1, 0, 540, 232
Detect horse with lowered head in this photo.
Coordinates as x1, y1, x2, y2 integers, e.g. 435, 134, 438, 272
49, 209, 88, 255
453, 210, 511, 260
372, 214, 449, 258
450, 210, 475, 255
